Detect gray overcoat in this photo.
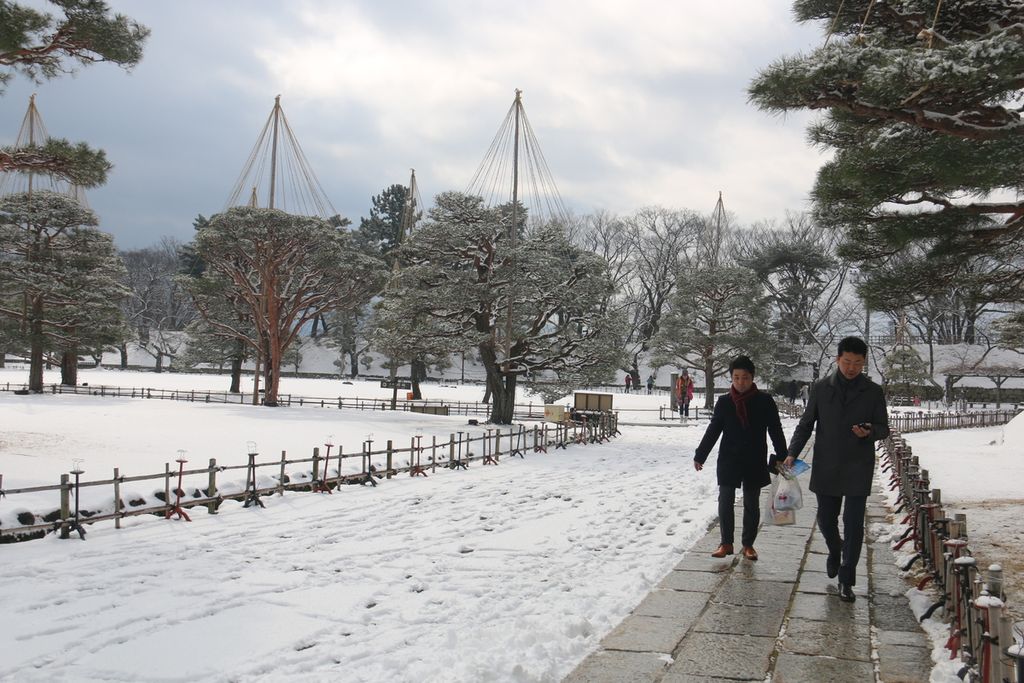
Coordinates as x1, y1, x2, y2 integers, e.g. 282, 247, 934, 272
786, 371, 890, 497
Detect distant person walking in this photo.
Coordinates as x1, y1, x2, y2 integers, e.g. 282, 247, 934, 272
676, 369, 694, 417
646, 374, 655, 394
787, 379, 798, 404
799, 384, 809, 407
624, 374, 632, 393
694, 355, 788, 561
783, 336, 890, 603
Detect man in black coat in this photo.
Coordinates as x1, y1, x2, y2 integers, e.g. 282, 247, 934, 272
695, 355, 788, 561
782, 337, 890, 602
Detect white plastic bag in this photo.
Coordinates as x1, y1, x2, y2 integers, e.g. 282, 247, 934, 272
764, 475, 796, 525
774, 473, 804, 511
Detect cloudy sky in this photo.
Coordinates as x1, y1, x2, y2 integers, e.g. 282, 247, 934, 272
1, 1, 829, 249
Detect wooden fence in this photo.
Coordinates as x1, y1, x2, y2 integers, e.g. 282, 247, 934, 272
0, 413, 620, 543
0, 381, 575, 420
882, 433, 1023, 681
890, 409, 1020, 434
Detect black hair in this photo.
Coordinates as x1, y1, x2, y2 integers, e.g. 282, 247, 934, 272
837, 336, 868, 357
728, 355, 755, 376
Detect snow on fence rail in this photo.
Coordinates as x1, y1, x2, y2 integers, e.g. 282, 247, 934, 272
883, 433, 1024, 681
889, 409, 1020, 433
0, 413, 620, 544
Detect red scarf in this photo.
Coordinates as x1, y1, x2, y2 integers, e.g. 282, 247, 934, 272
730, 384, 758, 428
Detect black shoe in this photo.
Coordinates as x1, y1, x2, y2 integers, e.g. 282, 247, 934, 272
826, 555, 839, 579
838, 582, 855, 603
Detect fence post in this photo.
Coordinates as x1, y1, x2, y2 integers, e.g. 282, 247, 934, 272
59, 473, 70, 539
207, 458, 218, 514
386, 440, 393, 479
312, 447, 321, 484
279, 451, 287, 495
164, 462, 171, 512
113, 467, 121, 530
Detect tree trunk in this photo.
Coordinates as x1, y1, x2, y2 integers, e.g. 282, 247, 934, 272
481, 343, 516, 423
411, 359, 426, 400
229, 340, 243, 393
155, 351, 164, 373
0, 352, 5, 368
704, 355, 715, 409
119, 342, 128, 370
60, 348, 78, 386
348, 350, 359, 378
28, 295, 44, 393
264, 319, 282, 406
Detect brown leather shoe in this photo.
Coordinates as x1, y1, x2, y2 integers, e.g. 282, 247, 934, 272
710, 544, 734, 558
742, 546, 758, 561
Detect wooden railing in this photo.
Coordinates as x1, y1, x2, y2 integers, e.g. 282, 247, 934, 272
0, 413, 620, 543
890, 409, 1019, 434
882, 433, 1023, 681
0, 381, 553, 419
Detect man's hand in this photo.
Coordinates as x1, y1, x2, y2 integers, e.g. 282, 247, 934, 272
693, 460, 703, 471
783, 456, 796, 469
852, 423, 871, 438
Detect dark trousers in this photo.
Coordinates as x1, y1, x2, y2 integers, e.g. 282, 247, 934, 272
719, 483, 761, 547
816, 493, 867, 586
678, 400, 690, 417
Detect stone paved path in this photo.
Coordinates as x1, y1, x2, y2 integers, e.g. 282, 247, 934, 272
564, 472, 934, 682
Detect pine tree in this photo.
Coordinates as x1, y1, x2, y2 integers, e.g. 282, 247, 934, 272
749, 0, 1024, 305
184, 207, 385, 406
355, 184, 418, 262
380, 191, 621, 423
0, 0, 149, 186
652, 265, 770, 408
0, 190, 128, 390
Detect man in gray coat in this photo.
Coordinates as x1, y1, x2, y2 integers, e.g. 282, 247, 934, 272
782, 337, 889, 603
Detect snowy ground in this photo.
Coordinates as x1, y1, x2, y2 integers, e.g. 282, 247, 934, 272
1, 368, 1021, 682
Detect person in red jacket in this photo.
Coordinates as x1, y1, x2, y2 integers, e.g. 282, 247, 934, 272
694, 355, 788, 561
675, 369, 694, 417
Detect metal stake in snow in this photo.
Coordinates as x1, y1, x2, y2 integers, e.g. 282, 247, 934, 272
165, 450, 192, 521
68, 460, 86, 539
242, 441, 265, 508
313, 435, 334, 494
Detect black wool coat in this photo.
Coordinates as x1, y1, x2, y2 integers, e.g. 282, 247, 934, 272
694, 391, 788, 489
786, 371, 890, 497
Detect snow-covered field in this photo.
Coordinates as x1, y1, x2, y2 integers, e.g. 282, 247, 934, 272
1, 367, 1021, 682
0, 369, 729, 682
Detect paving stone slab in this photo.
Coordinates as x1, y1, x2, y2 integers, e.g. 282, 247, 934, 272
872, 593, 926, 631
660, 673, 759, 683
787, 592, 870, 624
711, 578, 793, 609
632, 589, 710, 620
729, 561, 800, 584
690, 534, 729, 552
693, 599, 787, 637
773, 652, 874, 683
877, 629, 930, 647
667, 632, 775, 680
675, 555, 737, 573
797, 571, 869, 596
563, 649, 668, 683
876, 642, 935, 683
780, 615, 872, 661
600, 615, 694, 653
657, 570, 725, 593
